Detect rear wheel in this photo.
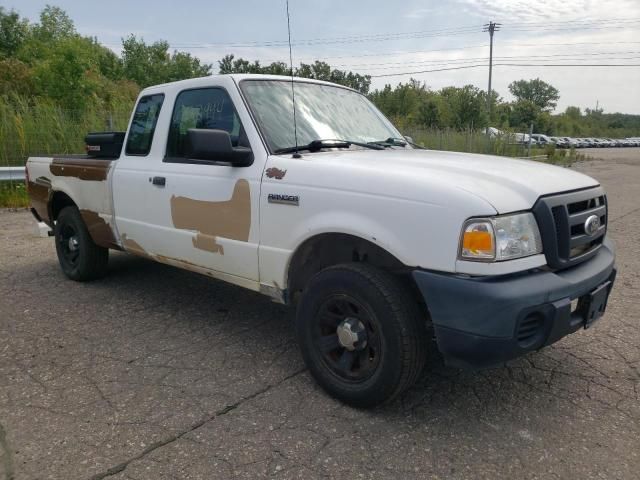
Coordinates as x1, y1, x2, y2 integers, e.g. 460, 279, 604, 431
296, 263, 427, 407
54, 206, 109, 281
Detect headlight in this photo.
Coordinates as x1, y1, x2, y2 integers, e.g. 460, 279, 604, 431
460, 212, 543, 262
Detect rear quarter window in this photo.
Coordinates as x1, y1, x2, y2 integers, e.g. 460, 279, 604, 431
125, 94, 165, 156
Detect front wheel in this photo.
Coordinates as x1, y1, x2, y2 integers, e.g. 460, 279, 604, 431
54, 206, 109, 281
296, 263, 428, 408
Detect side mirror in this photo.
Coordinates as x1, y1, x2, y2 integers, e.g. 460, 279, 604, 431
186, 129, 253, 166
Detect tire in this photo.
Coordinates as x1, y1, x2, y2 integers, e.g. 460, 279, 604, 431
54, 206, 109, 281
296, 263, 428, 408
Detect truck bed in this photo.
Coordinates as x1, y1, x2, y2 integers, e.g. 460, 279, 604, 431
26, 154, 119, 249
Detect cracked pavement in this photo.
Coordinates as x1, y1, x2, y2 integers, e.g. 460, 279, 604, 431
1, 149, 639, 479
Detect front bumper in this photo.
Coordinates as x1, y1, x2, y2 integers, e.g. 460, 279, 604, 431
413, 239, 616, 369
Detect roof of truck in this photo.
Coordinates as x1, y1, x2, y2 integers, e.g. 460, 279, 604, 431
140, 73, 360, 95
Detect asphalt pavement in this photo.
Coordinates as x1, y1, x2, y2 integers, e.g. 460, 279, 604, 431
1, 148, 639, 479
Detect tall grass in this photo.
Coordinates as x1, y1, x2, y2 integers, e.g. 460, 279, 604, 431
404, 127, 539, 157
0, 95, 132, 168
0, 183, 29, 208
0, 96, 132, 207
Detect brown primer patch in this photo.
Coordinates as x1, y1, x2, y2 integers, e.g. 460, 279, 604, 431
170, 179, 251, 255
120, 233, 153, 259
265, 167, 287, 179
50, 157, 112, 181
79, 210, 118, 249
27, 178, 51, 225
192, 235, 224, 255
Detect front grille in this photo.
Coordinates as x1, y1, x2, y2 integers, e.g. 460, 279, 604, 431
533, 187, 607, 270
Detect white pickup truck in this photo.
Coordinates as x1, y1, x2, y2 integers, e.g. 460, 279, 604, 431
26, 74, 616, 407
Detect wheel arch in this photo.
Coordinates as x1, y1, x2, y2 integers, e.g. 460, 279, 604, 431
286, 232, 414, 304
49, 189, 78, 223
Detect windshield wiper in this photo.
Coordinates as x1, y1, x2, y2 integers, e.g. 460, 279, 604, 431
368, 137, 407, 148
369, 137, 426, 149
274, 139, 384, 155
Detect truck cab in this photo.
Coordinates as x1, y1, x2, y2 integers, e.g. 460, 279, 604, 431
26, 74, 616, 407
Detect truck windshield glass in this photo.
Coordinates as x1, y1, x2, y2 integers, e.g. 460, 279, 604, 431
240, 80, 403, 153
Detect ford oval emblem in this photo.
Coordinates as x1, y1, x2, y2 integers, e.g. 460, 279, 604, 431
584, 215, 601, 237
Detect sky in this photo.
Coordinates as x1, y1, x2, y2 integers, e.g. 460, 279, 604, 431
5, 0, 640, 114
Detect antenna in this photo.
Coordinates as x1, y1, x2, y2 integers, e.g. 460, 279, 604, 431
286, 0, 301, 158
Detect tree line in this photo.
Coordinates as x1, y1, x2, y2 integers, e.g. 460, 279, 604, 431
1, 5, 638, 137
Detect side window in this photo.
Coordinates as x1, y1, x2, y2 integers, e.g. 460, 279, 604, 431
125, 94, 165, 156
166, 88, 245, 159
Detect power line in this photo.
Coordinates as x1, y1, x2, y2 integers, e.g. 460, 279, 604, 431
370, 63, 640, 78
99, 17, 640, 49
341, 51, 640, 70
507, 17, 640, 27
99, 28, 482, 49
253, 41, 640, 64
102, 25, 484, 49
363, 57, 640, 72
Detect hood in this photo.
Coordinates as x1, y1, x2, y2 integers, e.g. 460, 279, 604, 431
302, 148, 600, 213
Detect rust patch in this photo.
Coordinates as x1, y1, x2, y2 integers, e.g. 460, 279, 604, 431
155, 254, 206, 270
50, 157, 112, 181
79, 210, 118, 249
120, 233, 153, 259
27, 177, 51, 224
265, 167, 287, 179
170, 179, 251, 255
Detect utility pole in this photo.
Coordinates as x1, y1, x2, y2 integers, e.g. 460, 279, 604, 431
483, 21, 501, 133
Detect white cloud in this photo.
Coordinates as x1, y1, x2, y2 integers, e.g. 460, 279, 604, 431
457, 0, 640, 22
403, 7, 441, 19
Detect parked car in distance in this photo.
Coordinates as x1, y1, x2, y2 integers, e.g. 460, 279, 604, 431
511, 132, 535, 145
531, 134, 553, 146
26, 74, 617, 407
561, 137, 578, 148
549, 137, 568, 148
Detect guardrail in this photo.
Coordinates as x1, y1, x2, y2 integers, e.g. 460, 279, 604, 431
0, 167, 25, 181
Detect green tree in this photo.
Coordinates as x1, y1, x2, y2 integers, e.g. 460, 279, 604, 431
509, 99, 539, 129
368, 79, 429, 126
218, 55, 371, 94
508, 78, 559, 111
122, 35, 211, 88
217, 54, 289, 75
440, 85, 486, 129
33, 5, 75, 41
30, 36, 102, 110
565, 106, 581, 120
0, 7, 29, 57
218, 54, 263, 74
416, 98, 441, 127
0, 58, 33, 95
295, 61, 371, 94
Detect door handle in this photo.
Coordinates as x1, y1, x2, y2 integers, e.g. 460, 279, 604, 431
151, 176, 166, 187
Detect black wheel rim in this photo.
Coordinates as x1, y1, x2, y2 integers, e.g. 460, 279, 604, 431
58, 223, 80, 267
312, 294, 382, 383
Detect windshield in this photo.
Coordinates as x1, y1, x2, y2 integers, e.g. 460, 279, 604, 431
240, 79, 403, 153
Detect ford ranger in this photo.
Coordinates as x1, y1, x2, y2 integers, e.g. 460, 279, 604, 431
26, 74, 616, 407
